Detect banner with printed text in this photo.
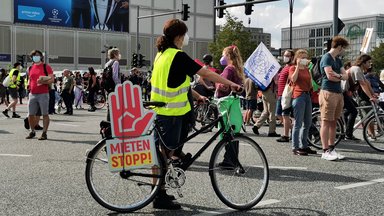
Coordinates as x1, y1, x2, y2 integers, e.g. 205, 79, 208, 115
106, 81, 158, 172
244, 42, 281, 90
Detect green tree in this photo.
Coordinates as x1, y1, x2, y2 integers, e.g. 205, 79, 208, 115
369, 42, 384, 73
208, 12, 257, 69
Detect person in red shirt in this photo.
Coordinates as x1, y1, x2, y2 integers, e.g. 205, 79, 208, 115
289, 49, 317, 156
275, 50, 294, 142
25, 50, 54, 140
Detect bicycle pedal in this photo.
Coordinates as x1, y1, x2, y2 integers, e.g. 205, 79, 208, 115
177, 188, 183, 198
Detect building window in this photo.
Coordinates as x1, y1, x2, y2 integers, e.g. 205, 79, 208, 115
48, 30, 74, 64
78, 32, 101, 65
0, 26, 11, 55
309, 39, 315, 47
316, 28, 323, 37
310, 29, 315, 37
324, 27, 331, 36
316, 38, 323, 47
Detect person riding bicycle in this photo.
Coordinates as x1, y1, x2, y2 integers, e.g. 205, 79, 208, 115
151, 18, 241, 210
193, 54, 215, 97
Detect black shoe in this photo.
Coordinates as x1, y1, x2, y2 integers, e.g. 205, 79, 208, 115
276, 136, 289, 142
38, 132, 47, 140
152, 196, 181, 210
24, 117, 30, 130
345, 135, 360, 141
268, 132, 280, 137
292, 149, 308, 156
252, 126, 259, 135
88, 108, 96, 112
35, 125, 43, 130
301, 147, 317, 154
158, 190, 176, 201
2, 110, 9, 118
26, 131, 36, 139
12, 113, 21, 118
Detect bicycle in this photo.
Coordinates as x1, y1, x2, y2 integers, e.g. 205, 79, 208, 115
308, 101, 384, 152
193, 98, 219, 133
85, 95, 269, 213
81, 89, 106, 109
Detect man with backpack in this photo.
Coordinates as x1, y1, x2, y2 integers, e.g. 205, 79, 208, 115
25, 50, 54, 140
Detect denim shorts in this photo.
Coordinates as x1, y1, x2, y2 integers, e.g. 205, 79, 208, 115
276, 96, 292, 116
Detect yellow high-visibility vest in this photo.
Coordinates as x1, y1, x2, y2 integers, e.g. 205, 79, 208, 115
150, 48, 191, 116
8, 68, 21, 89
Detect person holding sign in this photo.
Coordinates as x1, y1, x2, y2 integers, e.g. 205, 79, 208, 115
288, 49, 317, 156
151, 18, 241, 210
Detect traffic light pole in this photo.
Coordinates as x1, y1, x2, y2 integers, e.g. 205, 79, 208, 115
136, 6, 184, 55
214, 0, 280, 10
333, 0, 338, 37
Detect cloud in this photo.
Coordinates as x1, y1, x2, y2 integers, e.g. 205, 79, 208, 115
216, 0, 384, 48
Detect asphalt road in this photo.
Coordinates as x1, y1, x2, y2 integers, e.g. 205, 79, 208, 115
0, 104, 383, 216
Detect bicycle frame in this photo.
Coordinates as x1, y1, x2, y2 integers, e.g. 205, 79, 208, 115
344, 101, 383, 133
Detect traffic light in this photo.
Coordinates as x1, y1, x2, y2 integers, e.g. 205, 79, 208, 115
245, 0, 254, 15
16, 55, 25, 67
138, 54, 144, 67
131, 53, 138, 67
217, 0, 225, 18
324, 39, 332, 52
182, 4, 190, 21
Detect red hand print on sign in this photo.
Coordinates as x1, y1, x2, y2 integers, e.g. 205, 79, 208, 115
109, 81, 155, 138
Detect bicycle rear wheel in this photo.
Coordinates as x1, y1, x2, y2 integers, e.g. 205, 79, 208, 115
363, 114, 384, 152
307, 111, 344, 149
85, 139, 165, 213
94, 92, 106, 109
209, 135, 269, 210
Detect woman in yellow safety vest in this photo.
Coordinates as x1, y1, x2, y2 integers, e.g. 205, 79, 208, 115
150, 18, 241, 210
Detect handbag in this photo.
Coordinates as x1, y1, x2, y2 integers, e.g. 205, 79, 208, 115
281, 79, 294, 110
2, 75, 11, 87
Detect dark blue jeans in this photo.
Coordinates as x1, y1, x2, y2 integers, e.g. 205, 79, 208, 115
292, 92, 312, 150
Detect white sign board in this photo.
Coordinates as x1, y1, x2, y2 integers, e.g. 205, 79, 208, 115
244, 42, 281, 90
360, 28, 374, 54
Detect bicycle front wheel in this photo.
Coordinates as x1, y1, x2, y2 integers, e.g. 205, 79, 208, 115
363, 114, 384, 152
209, 135, 269, 210
85, 139, 165, 213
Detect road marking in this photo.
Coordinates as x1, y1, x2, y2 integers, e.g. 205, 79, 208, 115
251, 165, 307, 170
54, 123, 79, 127
194, 199, 280, 215
0, 154, 32, 157
256, 199, 281, 206
335, 178, 384, 190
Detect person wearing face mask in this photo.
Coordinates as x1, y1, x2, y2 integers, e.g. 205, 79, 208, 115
25, 50, 54, 140
288, 49, 317, 156
151, 18, 241, 210
275, 50, 295, 142
319, 36, 349, 161
2, 62, 23, 118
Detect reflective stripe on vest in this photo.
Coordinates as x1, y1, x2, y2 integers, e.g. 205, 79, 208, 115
150, 48, 191, 116
8, 69, 21, 89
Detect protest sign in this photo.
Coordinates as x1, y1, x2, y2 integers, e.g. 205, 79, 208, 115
244, 42, 281, 90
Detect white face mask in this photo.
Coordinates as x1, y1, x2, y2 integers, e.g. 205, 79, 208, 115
283, 56, 290, 63
182, 33, 189, 47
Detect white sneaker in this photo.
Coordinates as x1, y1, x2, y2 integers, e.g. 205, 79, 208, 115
368, 136, 377, 142
331, 149, 345, 160
321, 150, 338, 161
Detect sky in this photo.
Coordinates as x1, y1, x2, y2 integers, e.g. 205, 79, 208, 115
216, 0, 384, 48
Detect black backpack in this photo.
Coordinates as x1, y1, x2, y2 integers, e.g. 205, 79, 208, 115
311, 57, 322, 86
102, 61, 115, 93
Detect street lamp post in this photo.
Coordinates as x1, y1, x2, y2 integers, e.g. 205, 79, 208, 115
288, 0, 294, 49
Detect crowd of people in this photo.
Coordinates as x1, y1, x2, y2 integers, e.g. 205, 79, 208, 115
2, 17, 384, 210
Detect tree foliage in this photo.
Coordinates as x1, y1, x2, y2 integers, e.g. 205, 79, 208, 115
369, 42, 384, 73
208, 12, 257, 70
